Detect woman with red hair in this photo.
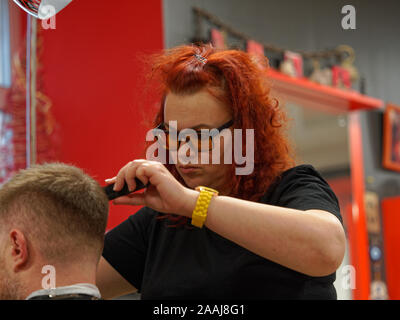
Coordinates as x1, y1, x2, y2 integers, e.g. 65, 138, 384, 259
96, 44, 346, 299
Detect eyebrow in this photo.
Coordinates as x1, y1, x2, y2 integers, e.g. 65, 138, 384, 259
163, 122, 213, 130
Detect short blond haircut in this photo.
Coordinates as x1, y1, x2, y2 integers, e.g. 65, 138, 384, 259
0, 163, 109, 262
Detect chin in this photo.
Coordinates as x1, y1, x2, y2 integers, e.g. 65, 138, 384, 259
181, 176, 203, 189
184, 180, 202, 189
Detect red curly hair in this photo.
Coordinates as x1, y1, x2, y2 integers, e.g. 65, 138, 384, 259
142, 43, 296, 227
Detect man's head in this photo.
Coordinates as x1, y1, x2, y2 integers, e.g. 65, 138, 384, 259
0, 163, 109, 299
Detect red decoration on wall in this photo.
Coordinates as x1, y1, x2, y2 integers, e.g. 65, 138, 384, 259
280, 51, 303, 78
246, 40, 264, 56
332, 65, 351, 89
382, 104, 400, 172
211, 28, 226, 49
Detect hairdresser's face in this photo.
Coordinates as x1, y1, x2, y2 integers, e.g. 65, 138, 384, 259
164, 88, 233, 194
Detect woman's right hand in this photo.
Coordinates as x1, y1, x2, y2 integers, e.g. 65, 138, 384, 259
105, 160, 197, 217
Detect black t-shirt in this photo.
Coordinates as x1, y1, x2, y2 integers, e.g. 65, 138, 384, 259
102, 164, 343, 300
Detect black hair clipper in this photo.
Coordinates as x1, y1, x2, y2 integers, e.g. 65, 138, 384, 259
103, 178, 147, 201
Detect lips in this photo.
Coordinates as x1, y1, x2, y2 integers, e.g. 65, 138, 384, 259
178, 165, 200, 174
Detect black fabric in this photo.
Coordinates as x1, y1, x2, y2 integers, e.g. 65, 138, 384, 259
102, 164, 342, 300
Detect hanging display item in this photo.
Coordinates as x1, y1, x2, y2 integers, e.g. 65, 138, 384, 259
382, 104, 400, 172
337, 44, 360, 84
309, 59, 332, 86
193, 7, 362, 92
246, 40, 268, 69
210, 28, 227, 50
280, 51, 304, 78
246, 40, 264, 56
332, 65, 352, 89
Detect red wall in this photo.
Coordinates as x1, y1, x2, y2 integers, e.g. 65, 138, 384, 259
37, 0, 164, 230
382, 196, 400, 299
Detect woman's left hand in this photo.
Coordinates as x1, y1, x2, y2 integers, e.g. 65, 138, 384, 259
105, 159, 196, 217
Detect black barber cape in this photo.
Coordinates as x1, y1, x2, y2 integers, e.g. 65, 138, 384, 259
102, 164, 343, 299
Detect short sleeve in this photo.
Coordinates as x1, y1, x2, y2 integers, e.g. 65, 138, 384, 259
262, 164, 343, 224
102, 207, 155, 291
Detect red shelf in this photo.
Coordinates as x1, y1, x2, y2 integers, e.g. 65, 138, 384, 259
267, 68, 383, 113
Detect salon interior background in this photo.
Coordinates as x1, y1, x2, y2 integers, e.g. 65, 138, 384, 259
1, 0, 399, 300
164, 0, 400, 300
163, 0, 400, 199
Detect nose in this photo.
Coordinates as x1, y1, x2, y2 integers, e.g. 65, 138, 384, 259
176, 139, 199, 164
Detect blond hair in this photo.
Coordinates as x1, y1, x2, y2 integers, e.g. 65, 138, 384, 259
0, 163, 109, 263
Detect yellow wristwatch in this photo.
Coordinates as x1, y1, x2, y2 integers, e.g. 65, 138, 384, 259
191, 186, 219, 228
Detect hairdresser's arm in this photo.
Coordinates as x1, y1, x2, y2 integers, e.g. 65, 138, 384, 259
96, 257, 137, 299
109, 160, 346, 278
181, 191, 346, 277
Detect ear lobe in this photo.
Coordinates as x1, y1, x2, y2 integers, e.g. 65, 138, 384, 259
9, 229, 29, 272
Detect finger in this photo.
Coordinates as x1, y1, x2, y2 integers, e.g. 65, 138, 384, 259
144, 162, 169, 186
125, 164, 140, 192
113, 193, 146, 206
114, 161, 134, 191
136, 161, 169, 186
135, 164, 150, 187
125, 159, 149, 191
104, 177, 116, 184
113, 159, 150, 191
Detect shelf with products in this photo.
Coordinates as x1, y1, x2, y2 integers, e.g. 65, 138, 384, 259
267, 68, 383, 113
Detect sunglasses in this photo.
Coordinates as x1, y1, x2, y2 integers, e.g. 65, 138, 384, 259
153, 119, 234, 151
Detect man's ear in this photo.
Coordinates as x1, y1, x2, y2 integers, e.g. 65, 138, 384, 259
9, 229, 29, 272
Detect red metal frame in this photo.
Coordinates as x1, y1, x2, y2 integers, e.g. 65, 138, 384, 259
348, 112, 371, 299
